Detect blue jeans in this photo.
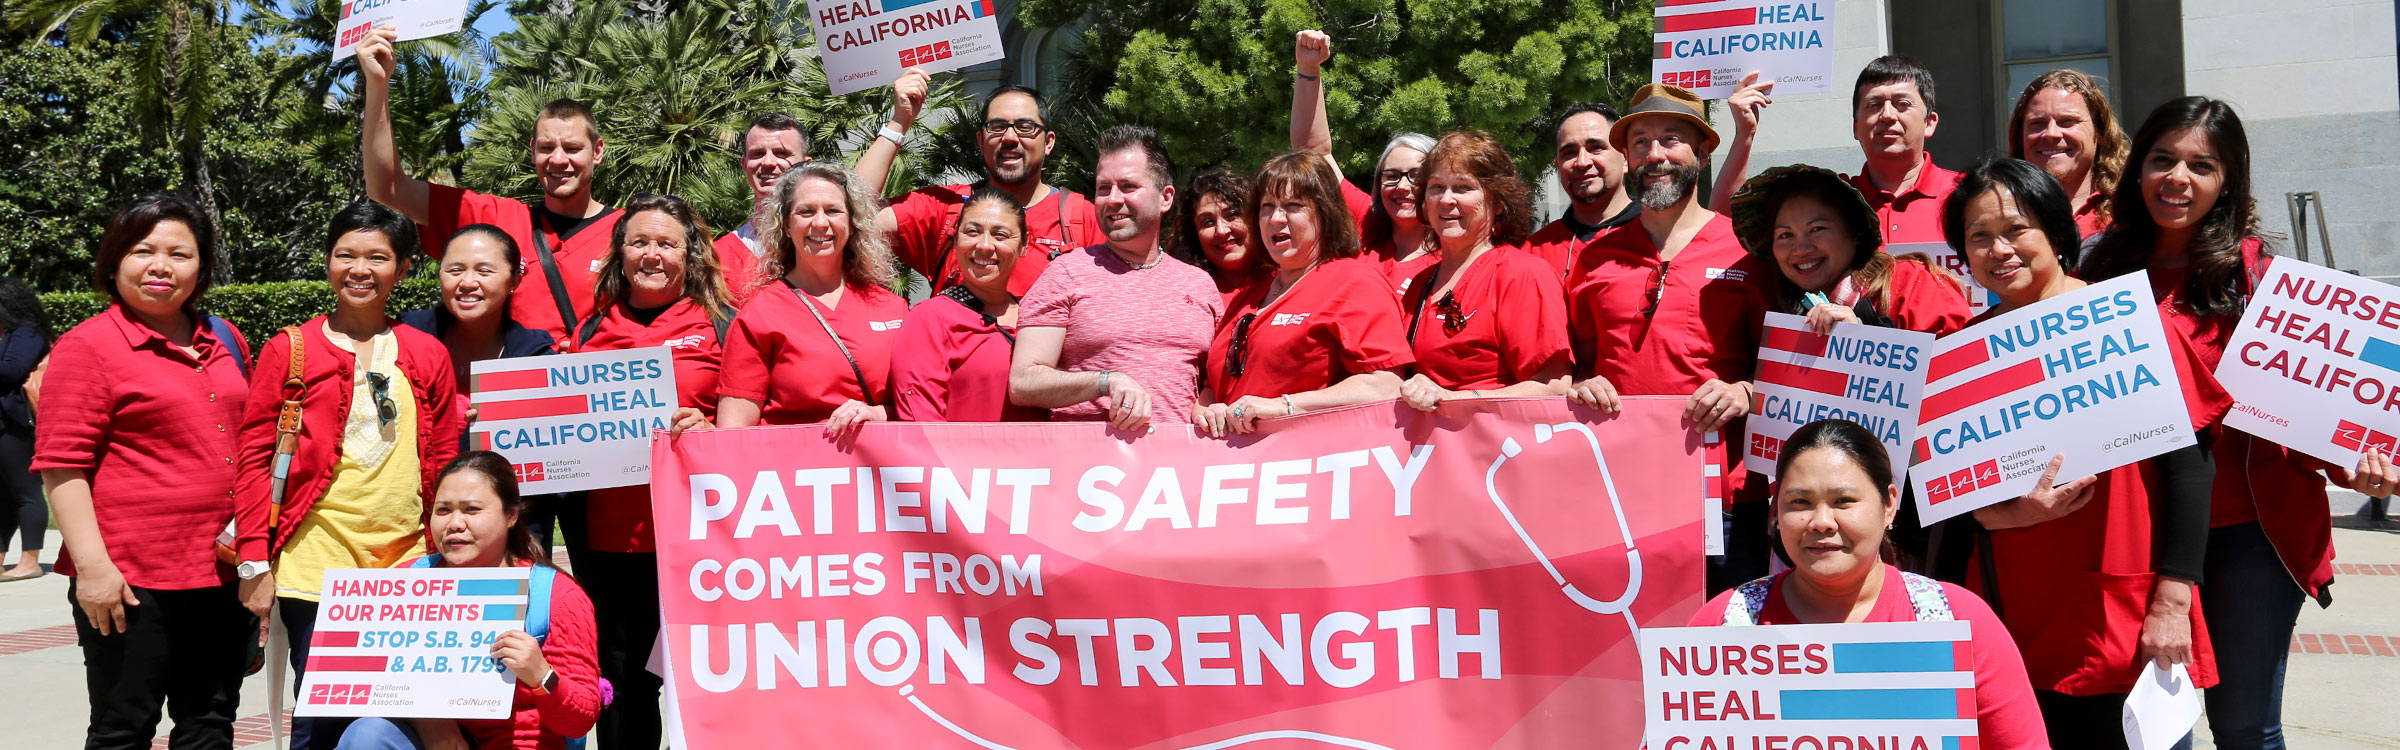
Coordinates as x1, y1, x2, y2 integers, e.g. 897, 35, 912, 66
2201, 522, 2307, 749
333, 718, 423, 750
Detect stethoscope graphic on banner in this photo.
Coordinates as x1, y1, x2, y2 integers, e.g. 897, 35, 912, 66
897, 420, 1644, 749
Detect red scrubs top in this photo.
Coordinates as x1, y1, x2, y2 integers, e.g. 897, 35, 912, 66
886, 183, 1097, 296
889, 290, 1047, 423
712, 228, 767, 307
1846, 154, 1962, 246
1876, 256, 1976, 336
1341, 179, 1438, 295
719, 281, 907, 425
1568, 216, 1768, 500
424, 184, 626, 347
2073, 192, 2109, 238
1963, 298, 2230, 696
579, 298, 726, 553
1402, 247, 1572, 391
1206, 256, 1417, 402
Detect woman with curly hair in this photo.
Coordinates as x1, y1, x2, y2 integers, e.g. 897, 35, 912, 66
717, 161, 907, 436
2008, 69, 2129, 235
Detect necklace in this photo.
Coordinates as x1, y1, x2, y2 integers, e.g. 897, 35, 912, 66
1126, 254, 1164, 270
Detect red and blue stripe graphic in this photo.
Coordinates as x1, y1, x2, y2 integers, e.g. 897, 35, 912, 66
1919, 338, 2044, 422
1832, 639, 1973, 673
881, 0, 994, 15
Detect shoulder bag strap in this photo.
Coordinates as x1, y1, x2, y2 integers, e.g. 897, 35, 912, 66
576, 312, 606, 347
269, 326, 308, 533
527, 203, 581, 336
783, 280, 875, 406
1050, 189, 1073, 258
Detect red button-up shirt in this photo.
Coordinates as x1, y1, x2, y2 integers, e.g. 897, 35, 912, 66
32, 305, 251, 590
1847, 154, 1963, 246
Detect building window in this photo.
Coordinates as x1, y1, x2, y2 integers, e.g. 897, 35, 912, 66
1995, 0, 2118, 114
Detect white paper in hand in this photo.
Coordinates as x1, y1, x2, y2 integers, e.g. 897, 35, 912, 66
2122, 660, 2203, 750
332, 0, 471, 61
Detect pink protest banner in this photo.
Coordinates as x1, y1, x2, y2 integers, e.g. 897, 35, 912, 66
649, 397, 1706, 749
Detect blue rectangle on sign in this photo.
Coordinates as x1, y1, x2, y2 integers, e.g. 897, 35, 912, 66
457, 579, 522, 597
481, 604, 522, 621
2361, 337, 2400, 373
1832, 640, 1956, 673
880, 0, 946, 11
1782, 688, 1959, 720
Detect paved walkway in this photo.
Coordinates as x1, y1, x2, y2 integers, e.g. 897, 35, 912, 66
6, 500, 2400, 749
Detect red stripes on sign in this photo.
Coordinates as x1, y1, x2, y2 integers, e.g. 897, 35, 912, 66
1758, 360, 1848, 397
471, 368, 549, 393
2292, 633, 2400, 657
312, 630, 362, 648
1919, 360, 2043, 422
2335, 563, 2400, 576
1762, 326, 1831, 357
306, 655, 390, 672
1658, 7, 1756, 32
478, 394, 587, 421
0, 624, 76, 656
1659, 0, 1721, 5
1928, 339, 1994, 382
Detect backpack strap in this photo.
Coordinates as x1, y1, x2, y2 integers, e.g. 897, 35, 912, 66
1898, 571, 1956, 622
1720, 574, 1778, 626
528, 203, 583, 338
407, 558, 555, 642
207, 316, 250, 377
575, 312, 606, 348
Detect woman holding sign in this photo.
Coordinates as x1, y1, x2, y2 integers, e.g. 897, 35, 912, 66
399, 225, 560, 545
2080, 97, 2400, 749
337, 451, 601, 750
35, 194, 254, 749
1194, 152, 1412, 437
1943, 157, 2225, 745
890, 187, 1049, 422
233, 200, 465, 750
1693, 418, 2047, 746
717, 162, 906, 435
572, 192, 729, 750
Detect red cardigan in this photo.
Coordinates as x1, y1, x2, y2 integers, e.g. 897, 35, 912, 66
232, 318, 463, 562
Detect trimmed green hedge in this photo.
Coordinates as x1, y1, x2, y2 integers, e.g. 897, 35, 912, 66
39, 279, 441, 342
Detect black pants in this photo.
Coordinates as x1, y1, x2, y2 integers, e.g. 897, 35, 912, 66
579, 548, 662, 750
2036, 690, 2193, 750
70, 579, 250, 750
0, 430, 45, 554
278, 597, 356, 750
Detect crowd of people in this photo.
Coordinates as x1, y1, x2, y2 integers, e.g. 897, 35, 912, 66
19, 21, 2392, 750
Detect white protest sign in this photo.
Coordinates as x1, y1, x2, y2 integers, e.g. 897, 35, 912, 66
1642, 620, 1977, 748
1910, 274, 2193, 523
811, 0, 1007, 95
471, 347, 678, 494
1897, 241, 1998, 318
1652, 0, 1835, 98
296, 567, 531, 719
332, 0, 470, 61
1746, 313, 1934, 485
2214, 258, 2400, 466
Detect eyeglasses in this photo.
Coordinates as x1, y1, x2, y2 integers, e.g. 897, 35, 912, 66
1223, 313, 1258, 378
1435, 292, 1467, 336
1640, 261, 1673, 320
981, 119, 1048, 138
1377, 169, 1417, 188
365, 372, 397, 426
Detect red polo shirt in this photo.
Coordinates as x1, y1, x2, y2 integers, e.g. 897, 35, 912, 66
424, 185, 625, 348
1402, 247, 1572, 391
1846, 154, 1962, 246
580, 298, 727, 553
720, 281, 907, 425
890, 292, 1047, 423
1341, 180, 1437, 295
712, 227, 768, 307
1206, 257, 1416, 402
31, 306, 250, 590
1878, 257, 1976, 336
886, 183, 1097, 296
1523, 204, 1640, 282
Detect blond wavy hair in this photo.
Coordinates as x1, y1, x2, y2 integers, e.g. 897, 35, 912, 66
759, 161, 897, 291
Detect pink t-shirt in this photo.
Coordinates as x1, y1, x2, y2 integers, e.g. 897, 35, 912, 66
1018, 245, 1223, 423
1691, 566, 2049, 749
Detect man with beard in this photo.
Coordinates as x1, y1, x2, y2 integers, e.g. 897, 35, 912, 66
857, 75, 1099, 296
712, 111, 810, 305
1523, 102, 1640, 280
1563, 84, 1771, 596
358, 25, 623, 347
1010, 126, 1222, 431
1845, 55, 1959, 244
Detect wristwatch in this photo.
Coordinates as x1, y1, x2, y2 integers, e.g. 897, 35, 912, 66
877, 125, 907, 145
236, 560, 271, 580
529, 668, 558, 696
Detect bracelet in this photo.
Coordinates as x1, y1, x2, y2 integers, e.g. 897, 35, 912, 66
1282, 394, 1299, 415
877, 125, 907, 145
1097, 370, 1112, 394
1296, 71, 1320, 81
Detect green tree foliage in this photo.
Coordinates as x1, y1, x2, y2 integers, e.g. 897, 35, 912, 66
1017, 0, 1654, 183
39, 279, 440, 341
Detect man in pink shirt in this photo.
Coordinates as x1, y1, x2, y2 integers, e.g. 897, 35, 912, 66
1010, 126, 1223, 431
